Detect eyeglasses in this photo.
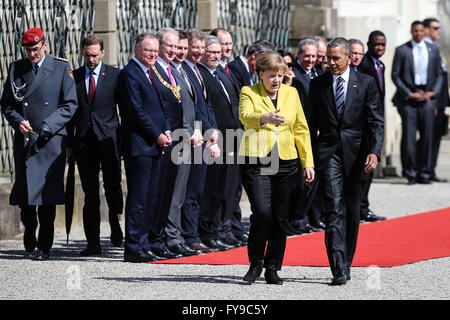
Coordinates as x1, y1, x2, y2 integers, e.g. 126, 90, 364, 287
206, 50, 222, 56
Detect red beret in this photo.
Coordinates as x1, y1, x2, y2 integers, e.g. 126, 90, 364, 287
22, 28, 44, 46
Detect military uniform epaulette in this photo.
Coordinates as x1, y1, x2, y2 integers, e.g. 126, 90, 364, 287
53, 56, 69, 63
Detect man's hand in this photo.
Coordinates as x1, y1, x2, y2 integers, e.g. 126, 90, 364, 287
423, 91, 435, 101
209, 143, 220, 158
157, 132, 172, 147
409, 91, 426, 102
191, 130, 204, 147
19, 120, 33, 134
206, 129, 219, 148
365, 154, 378, 173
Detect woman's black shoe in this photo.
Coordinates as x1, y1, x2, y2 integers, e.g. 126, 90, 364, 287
264, 266, 283, 285
243, 264, 263, 284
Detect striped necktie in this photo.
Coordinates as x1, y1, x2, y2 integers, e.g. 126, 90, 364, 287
335, 76, 345, 116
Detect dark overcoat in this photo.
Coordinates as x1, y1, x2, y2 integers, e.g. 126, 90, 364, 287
0, 53, 78, 205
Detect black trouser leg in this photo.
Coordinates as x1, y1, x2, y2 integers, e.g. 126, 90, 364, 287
36, 205, 56, 254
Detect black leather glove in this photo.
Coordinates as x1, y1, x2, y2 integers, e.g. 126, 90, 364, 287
36, 123, 52, 149
24, 131, 39, 160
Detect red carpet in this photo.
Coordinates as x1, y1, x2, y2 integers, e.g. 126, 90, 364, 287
153, 208, 450, 267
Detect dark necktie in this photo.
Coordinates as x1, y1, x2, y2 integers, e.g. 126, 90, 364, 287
88, 70, 95, 103
376, 60, 384, 92
335, 76, 345, 116
147, 69, 159, 94
34, 64, 39, 74
213, 70, 221, 86
179, 66, 193, 95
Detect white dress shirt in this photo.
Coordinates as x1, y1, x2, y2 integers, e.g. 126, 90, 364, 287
412, 40, 429, 86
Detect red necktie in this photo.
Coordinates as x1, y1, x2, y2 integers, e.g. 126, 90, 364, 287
88, 70, 95, 103
225, 64, 230, 75
147, 69, 159, 94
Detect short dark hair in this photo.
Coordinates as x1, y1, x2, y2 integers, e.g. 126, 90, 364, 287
368, 30, 386, 43
327, 37, 351, 54
423, 18, 439, 28
246, 39, 274, 56
411, 20, 424, 29
134, 33, 157, 47
81, 34, 104, 51
177, 29, 189, 41
277, 49, 294, 60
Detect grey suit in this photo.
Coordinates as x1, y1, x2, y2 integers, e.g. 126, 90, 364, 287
392, 40, 443, 181
164, 63, 199, 248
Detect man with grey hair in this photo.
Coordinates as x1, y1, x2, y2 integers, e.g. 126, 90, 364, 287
117, 32, 172, 262
349, 39, 364, 71
197, 35, 242, 251
228, 39, 274, 89
307, 37, 384, 285
290, 38, 325, 235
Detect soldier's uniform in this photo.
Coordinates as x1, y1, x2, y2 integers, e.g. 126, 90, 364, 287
0, 28, 78, 259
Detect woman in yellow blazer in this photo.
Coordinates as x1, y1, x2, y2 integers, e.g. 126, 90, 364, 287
239, 52, 314, 285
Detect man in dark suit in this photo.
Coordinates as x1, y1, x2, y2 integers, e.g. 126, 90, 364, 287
423, 18, 450, 182
291, 38, 325, 233
180, 28, 220, 254
228, 40, 274, 89
307, 37, 384, 285
1, 28, 78, 260
117, 33, 172, 263
69, 35, 123, 256
357, 31, 388, 222
392, 21, 444, 185
197, 35, 242, 251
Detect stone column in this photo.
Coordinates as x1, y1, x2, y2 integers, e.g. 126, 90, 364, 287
197, 0, 218, 33
94, 0, 118, 67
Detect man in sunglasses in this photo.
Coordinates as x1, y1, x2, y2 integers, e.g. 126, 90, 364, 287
1, 27, 78, 260
423, 18, 450, 183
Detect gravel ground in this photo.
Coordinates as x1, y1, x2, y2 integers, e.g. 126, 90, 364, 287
2, 143, 450, 302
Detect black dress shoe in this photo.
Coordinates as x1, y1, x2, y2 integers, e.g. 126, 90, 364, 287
291, 222, 314, 234
407, 177, 416, 185
181, 243, 201, 256
30, 249, 49, 261
169, 244, 198, 257
124, 251, 152, 263
417, 177, 432, 184
80, 246, 102, 257
360, 211, 386, 222
145, 250, 165, 261
109, 214, 123, 247
222, 236, 242, 247
331, 269, 347, 285
152, 247, 183, 259
264, 266, 283, 285
202, 239, 233, 251
431, 176, 448, 183
235, 233, 248, 245
311, 220, 326, 230
243, 263, 263, 284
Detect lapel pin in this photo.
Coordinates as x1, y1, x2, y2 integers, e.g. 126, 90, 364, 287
353, 84, 357, 88
101, 72, 105, 76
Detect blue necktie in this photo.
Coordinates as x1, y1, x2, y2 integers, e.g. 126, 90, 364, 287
335, 76, 345, 116
213, 70, 221, 85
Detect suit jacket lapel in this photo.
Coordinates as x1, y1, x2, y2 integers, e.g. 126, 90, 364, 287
407, 41, 415, 82
24, 53, 53, 98
344, 69, 358, 118
323, 73, 338, 122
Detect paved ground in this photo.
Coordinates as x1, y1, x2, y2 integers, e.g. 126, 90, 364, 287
1, 141, 450, 304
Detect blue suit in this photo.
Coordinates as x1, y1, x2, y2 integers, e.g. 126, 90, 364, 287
117, 59, 170, 256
